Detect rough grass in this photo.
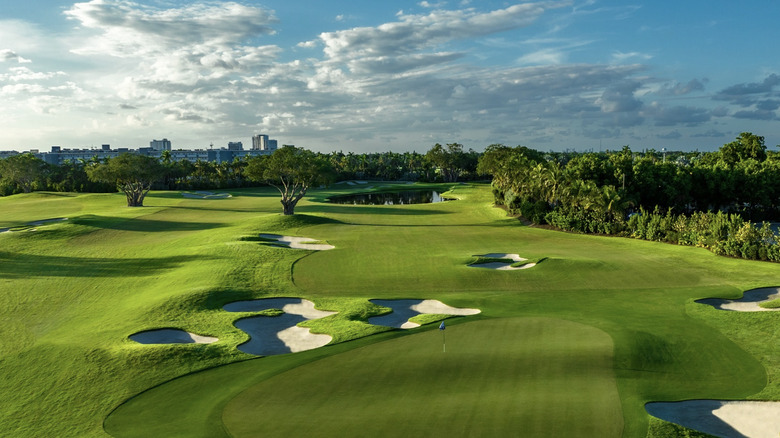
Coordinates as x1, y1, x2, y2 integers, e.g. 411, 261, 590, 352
1, 183, 779, 437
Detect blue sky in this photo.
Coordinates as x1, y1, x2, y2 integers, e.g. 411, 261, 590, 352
1, 1, 780, 153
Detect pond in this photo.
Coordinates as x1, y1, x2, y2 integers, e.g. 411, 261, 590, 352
328, 190, 454, 205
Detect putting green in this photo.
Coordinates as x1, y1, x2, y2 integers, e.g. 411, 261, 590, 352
221, 318, 623, 437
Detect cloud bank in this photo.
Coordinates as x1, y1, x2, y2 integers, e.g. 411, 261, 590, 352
0, 1, 777, 151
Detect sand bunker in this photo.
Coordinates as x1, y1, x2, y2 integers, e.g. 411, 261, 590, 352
258, 234, 335, 250
469, 253, 536, 270
223, 298, 337, 319
129, 328, 218, 344
369, 299, 481, 329
182, 191, 231, 199
697, 287, 780, 312
647, 400, 780, 438
224, 298, 337, 356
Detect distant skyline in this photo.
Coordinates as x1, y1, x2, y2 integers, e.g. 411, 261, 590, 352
2, 1, 780, 153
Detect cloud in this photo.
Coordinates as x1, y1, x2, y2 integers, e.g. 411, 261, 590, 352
643, 102, 711, 126
611, 51, 652, 63
732, 109, 778, 121
65, 1, 277, 54
692, 129, 728, 138
318, 3, 557, 63
0, 66, 66, 82
0, 49, 32, 63
597, 81, 643, 113
64, 0, 280, 84
657, 130, 682, 140
658, 78, 706, 96
715, 74, 780, 99
517, 49, 566, 65
347, 52, 464, 74
0, 1, 750, 152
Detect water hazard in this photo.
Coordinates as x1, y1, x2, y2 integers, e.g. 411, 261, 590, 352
328, 190, 454, 205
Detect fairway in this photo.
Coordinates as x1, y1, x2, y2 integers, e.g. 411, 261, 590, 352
222, 318, 623, 437
1, 183, 779, 437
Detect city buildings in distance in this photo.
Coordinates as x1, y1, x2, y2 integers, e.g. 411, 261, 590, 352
0, 134, 284, 165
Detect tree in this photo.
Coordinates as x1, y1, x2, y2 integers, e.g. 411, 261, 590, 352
719, 132, 767, 166
245, 146, 334, 215
425, 143, 466, 182
86, 153, 164, 206
0, 153, 47, 193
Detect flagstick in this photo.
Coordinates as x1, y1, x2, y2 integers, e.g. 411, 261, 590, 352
442, 329, 446, 353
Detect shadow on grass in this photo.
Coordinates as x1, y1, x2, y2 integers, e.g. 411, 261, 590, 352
299, 204, 453, 216
166, 205, 268, 214
72, 215, 226, 232
0, 251, 215, 279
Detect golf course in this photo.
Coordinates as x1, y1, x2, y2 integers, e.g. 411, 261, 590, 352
1, 182, 778, 437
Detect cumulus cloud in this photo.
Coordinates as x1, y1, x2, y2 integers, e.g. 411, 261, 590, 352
0, 1, 749, 152
65, 1, 277, 54
597, 81, 643, 113
64, 0, 280, 85
318, 3, 556, 63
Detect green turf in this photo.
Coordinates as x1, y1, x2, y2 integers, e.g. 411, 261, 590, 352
221, 318, 623, 437
1, 183, 778, 437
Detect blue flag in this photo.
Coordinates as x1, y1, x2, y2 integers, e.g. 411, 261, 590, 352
439, 321, 445, 330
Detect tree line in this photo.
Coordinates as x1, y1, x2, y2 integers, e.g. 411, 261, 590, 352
0, 143, 482, 198
478, 132, 780, 262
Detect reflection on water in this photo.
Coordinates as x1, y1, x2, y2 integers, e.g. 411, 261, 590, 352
328, 190, 454, 205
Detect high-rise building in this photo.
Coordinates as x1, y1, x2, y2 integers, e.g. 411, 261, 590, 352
251, 134, 278, 151
251, 134, 268, 150
150, 138, 172, 151
228, 141, 243, 151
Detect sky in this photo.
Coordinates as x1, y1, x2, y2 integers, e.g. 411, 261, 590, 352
2, 1, 780, 154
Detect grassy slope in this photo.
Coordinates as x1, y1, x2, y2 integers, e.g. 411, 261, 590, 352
0, 188, 307, 436
1, 184, 778, 437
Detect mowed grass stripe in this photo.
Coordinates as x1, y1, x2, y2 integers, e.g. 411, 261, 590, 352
221, 318, 623, 438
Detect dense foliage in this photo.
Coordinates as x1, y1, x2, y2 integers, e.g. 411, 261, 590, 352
478, 133, 780, 262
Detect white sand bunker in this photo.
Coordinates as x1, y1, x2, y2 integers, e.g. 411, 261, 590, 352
182, 191, 231, 199
697, 287, 780, 312
129, 328, 218, 344
258, 233, 335, 250
469, 253, 536, 270
224, 298, 337, 356
368, 299, 481, 329
0, 217, 68, 233
647, 400, 780, 438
